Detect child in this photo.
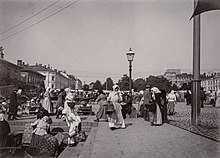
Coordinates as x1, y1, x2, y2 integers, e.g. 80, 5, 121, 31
62, 102, 81, 147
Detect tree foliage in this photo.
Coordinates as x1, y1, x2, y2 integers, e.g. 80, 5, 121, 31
93, 80, 102, 90
102, 77, 114, 90
117, 74, 130, 91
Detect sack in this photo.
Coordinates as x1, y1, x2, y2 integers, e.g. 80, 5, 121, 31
106, 102, 115, 114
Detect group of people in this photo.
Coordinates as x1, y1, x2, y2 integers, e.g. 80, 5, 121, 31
94, 84, 178, 130
94, 85, 126, 130
139, 85, 168, 126
33, 87, 82, 147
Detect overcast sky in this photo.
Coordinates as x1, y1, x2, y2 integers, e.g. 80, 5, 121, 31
0, 0, 220, 84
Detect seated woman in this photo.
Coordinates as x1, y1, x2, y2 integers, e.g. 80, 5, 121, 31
30, 116, 50, 147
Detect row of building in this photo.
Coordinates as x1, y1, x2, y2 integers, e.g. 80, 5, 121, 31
164, 69, 220, 92
0, 47, 82, 93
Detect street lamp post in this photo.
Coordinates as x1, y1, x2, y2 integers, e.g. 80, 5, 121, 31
126, 47, 135, 97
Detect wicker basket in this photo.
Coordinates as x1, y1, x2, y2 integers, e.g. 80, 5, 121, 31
24, 147, 54, 158
24, 147, 40, 158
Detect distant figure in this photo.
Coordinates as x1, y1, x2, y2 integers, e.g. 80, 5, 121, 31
160, 89, 168, 123
42, 87, 53, 114
56, 89, 65, 119
185, 90, 191, 105
63, 88, 76, 115
8, 88, 22, 120
167, 90, 176, 115
210, 90, 216, 107
150, 87, 162, 126
0, 110, 11, 147
200, 88, 206, 108
121, 92, 132, 119
215, 90, 220, 107
143, 85, 153, 121
94, 90, 108, 122
107, 85, 125, 130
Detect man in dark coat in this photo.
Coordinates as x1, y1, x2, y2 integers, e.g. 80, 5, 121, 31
8, 89, 22, 120
143, 85, 153, 121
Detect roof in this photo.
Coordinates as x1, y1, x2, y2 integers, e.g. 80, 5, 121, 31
21, 66, 45, 77
0, 58, 22, 69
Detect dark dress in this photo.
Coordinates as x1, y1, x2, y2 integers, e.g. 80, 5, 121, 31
96, 94, 108, 121
0, 119, 11, 147
9, 91, 18, 119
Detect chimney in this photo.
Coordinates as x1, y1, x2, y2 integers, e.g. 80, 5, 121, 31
48, 64, 50, 68
17, 60, 22, 66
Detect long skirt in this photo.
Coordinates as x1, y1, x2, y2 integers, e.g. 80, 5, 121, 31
96, 105, 107, 121
149, 103, 162, 125
167, 101, 175, 115
42, 97, 52, 114
108, 102, 125, 128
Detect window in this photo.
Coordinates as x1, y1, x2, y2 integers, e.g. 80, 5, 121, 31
52, 76, 55, 81
51, 84, 54, 88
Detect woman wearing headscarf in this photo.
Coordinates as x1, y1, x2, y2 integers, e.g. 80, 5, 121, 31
167, 90, 176, 115
150, 87, 162, 126
94, 89, 108, 122
107, 85, 125, 130
63, 88, 76, 115
42, 87, 53, 114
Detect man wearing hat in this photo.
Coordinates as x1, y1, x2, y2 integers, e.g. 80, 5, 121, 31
143, 85, 152, 121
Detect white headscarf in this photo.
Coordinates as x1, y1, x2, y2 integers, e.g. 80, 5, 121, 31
151, 87, 161, 94
112, 85, 119, 91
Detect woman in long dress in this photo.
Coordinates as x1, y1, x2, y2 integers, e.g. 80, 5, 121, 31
107, 85, 125, 130
150, 87, 162, 126
167, 90, 176, 115
94, 90, 108, 122
42, 88, 53, 114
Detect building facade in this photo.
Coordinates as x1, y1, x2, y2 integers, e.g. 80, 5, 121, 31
0, 50, 21, 86
201, 73, 220, 92
18, 60, 45, 88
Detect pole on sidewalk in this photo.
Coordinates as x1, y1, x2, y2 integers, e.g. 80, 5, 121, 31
191, 0, 201, 125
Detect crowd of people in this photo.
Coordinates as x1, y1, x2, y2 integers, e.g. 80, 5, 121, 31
1, 84, 220, 155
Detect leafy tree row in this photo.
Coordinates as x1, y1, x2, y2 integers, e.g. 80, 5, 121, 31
84, 74, 184, 93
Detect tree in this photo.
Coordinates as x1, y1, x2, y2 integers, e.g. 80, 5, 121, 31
93, 80, 102, 90
133, 78, 146, 92
102, 77, 114, 90
145, 75, 172, 91
117, 74, 130, 91
82, 84, 89, 91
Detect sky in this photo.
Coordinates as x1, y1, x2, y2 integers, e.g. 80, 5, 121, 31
0, 0, 220, 84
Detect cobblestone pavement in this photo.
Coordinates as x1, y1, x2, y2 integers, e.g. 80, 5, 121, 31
168, 102, 220, 142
